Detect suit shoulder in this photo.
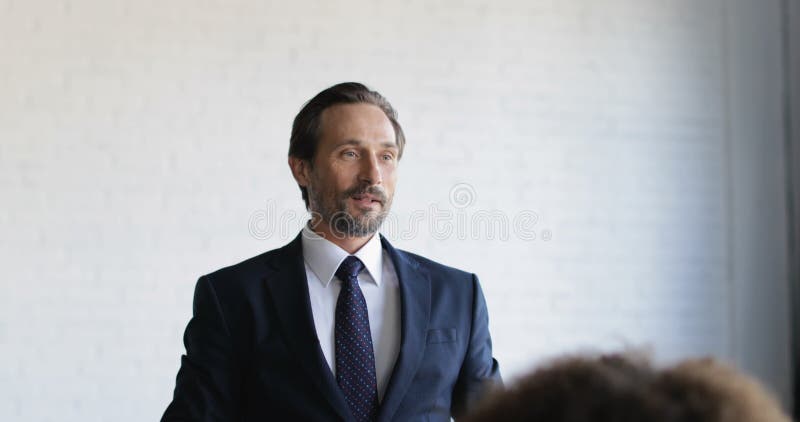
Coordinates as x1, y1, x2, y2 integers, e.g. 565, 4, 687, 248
395, 248, 474, 281
200, 240, 292, 291
205, 249, 271, 279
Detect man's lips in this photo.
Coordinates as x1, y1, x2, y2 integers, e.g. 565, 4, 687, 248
351, 194, 383, 206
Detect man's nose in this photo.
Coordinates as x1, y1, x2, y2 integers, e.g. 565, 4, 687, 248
359, 154, 383, 185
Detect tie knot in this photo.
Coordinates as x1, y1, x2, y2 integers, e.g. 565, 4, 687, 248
335, 256, 364, 282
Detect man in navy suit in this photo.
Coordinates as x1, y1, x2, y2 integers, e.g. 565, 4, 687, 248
162, 82, 501, 421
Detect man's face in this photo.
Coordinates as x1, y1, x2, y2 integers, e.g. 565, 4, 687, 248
302, 103, 399, 237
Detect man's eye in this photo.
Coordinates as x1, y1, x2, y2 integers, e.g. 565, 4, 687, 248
343, 151, 357, 158
382, 154, 395, 161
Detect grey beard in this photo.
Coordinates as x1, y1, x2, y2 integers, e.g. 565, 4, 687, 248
308, 191, 390, 239
329, 208, 387, 238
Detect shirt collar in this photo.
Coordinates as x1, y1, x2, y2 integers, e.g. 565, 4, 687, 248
301, 223, 384, 288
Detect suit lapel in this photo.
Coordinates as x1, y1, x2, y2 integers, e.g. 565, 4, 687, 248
377, 236, 432, 422
262, 234, 352, 421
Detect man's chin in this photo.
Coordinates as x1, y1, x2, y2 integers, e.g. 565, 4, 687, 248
352, 213, 385, 232
329, 219, 380, 238
335, 211, 386, 237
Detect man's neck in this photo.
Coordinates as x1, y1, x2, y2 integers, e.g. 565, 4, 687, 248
307, 220, 374, 254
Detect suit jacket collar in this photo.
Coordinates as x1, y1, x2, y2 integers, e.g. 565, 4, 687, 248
376, 234, 432, 422
262, 233, 352, 420
261, 232, 432, 422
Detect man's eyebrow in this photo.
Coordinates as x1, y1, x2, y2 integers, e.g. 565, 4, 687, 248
335, 139, 363, 148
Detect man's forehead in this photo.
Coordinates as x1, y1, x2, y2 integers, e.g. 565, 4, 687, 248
318, 103, 396, 144
320, 102, 390, 125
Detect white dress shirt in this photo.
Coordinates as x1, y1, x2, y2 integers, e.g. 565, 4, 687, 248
301, 225, 401, 400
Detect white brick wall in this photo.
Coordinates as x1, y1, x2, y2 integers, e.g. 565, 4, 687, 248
1, 0, 792, 420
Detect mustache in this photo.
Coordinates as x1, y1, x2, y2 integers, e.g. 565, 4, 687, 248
342, 185, 388, 204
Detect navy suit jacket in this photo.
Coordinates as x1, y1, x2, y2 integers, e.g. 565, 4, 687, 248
162, 233, 501, 421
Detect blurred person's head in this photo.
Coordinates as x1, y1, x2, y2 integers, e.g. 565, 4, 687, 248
464, 353, 790, 422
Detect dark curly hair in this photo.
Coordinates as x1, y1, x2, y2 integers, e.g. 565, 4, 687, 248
463, 353, 790, 422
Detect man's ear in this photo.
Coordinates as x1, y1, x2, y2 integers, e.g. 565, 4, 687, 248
288, 156, 311, 187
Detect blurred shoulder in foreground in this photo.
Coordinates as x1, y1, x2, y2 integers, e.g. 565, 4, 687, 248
463, 352, 791, 422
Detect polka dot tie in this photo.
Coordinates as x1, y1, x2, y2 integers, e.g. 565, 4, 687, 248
334, 256, 379, 422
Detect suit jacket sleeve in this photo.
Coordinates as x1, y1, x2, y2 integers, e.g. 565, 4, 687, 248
451, 274, 502, 418
162, 275, 241, 421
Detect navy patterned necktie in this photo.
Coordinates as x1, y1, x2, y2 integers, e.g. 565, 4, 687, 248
334, 256, 379, 422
